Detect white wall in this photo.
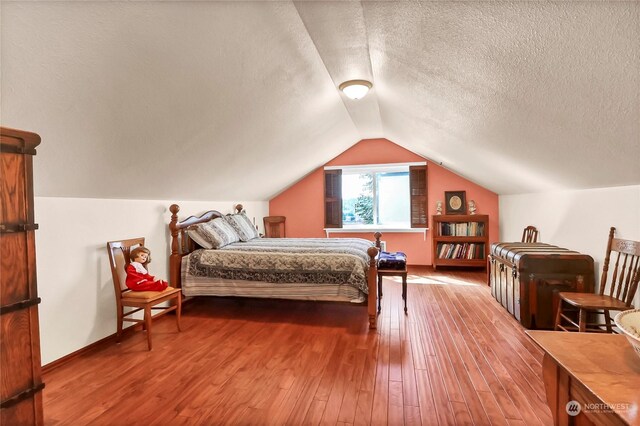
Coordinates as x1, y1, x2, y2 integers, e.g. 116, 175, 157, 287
34, 197, 268, 365
34, 187, 639, 363
499, 185, 640, 307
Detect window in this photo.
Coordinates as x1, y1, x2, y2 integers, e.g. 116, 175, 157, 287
324, 162, 427, 229
342, 167, 410, 226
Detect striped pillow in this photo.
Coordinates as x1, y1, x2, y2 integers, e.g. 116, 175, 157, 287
192, 218, 240, 249
225, 213, 260, 242
187, 226, 213, 249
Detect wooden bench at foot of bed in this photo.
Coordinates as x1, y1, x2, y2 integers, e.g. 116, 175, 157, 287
168, 203, 380, 329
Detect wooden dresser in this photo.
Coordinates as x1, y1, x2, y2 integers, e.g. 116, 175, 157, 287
0, 127, 44, 424
527, 331, 640, 426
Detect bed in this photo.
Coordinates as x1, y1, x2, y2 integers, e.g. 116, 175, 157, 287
168, 204, 380, 328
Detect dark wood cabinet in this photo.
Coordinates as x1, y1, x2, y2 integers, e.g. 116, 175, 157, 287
0, 127, 44, 425
432, 214, 489, 270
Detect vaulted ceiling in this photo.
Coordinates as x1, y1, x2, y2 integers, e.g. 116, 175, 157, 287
2, 1, 638, 201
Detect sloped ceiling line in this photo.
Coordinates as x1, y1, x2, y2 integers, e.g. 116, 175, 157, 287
358, 0, 386, 140
290, 0, 364, 135
294, 0, 384, 140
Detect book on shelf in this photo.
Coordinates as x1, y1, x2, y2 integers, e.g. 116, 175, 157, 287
437, 221, 485, 237
436, 243, 486, 260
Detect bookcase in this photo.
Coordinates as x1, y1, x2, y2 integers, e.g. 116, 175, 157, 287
432, 214, 489, 270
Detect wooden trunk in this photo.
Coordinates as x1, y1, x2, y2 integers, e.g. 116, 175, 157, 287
0, 127, 44, 425
488, 243, 595, 329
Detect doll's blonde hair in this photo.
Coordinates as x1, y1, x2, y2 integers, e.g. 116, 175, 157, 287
130, 246, 151, 265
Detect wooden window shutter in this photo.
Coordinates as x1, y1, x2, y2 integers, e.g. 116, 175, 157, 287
324, 169, 342, 228
409, 165, 428, 228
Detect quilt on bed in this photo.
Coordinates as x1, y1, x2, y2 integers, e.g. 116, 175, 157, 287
184, 238, 373, 294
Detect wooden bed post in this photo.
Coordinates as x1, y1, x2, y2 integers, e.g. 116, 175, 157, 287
367, 246, 379, 329
169, 204, 182, 289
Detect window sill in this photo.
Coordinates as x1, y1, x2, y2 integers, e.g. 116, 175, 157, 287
324, 227, 428, 239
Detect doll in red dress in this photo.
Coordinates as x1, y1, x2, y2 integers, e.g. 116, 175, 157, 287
125, 246, 169, 292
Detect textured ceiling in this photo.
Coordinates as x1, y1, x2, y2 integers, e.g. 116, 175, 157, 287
1, 1, 638, 201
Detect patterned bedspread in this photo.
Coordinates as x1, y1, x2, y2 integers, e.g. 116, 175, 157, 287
184, 238, 374, 294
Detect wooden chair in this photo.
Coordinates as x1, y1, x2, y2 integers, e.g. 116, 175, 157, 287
263, 216, 286, 238
554, 227, 640, 333
107, 237, 182, 350
521, 226, 539, 243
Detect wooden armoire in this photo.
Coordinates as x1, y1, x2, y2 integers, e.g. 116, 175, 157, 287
0, 127, 44, 424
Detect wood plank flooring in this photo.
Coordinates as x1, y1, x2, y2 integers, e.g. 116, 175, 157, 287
42, 269, 553, 425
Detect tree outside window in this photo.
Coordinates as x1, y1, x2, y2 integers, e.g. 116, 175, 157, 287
342, 169, 409, 227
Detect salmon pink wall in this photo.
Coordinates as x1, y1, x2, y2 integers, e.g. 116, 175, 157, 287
269, 139, 499, 266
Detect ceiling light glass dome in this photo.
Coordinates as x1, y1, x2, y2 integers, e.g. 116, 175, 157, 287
339, 79, 373, 100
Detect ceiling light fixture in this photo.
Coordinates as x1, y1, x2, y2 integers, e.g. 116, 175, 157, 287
339, 79, 372, 100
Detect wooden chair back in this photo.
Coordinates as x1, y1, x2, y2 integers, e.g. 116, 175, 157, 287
521, 226, 539, 243
107, 237, 145, 305
598, 227, 640, 307
263, 216, 286, 238
106, 237, 181, 350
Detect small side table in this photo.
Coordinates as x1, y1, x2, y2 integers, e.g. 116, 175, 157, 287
377, 266, 408, 314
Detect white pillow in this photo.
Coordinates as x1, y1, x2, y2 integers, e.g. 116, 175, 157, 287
187, 227, 213, 249
224, 213, 260, 242
188, 218, 240, 249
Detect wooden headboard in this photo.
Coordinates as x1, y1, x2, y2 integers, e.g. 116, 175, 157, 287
168, 204, 243, 288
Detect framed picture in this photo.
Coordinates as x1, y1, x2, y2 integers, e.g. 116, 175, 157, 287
445, 191, 466, 215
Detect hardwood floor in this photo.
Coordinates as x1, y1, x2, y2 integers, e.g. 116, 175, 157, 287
42, 269, 553, 425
